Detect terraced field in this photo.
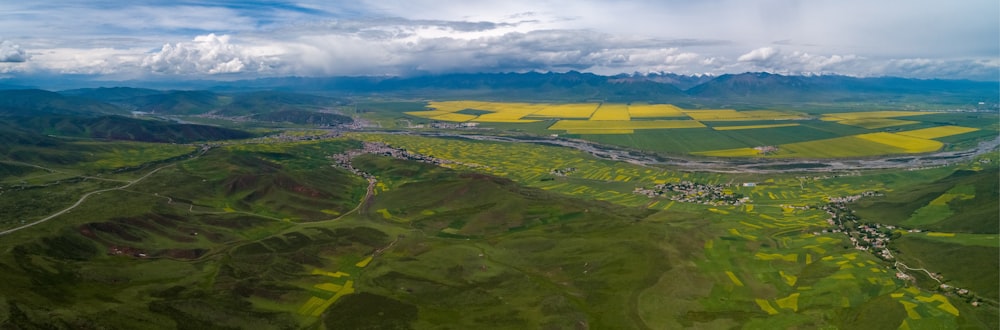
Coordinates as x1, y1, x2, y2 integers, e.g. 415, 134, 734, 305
344, 133, 998, 328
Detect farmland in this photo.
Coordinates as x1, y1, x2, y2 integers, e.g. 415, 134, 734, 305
344, 132, 997, 328
0, 89, 997, 329
401, 101, 997, 158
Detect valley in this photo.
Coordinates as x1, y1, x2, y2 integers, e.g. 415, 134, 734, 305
0, 80, 996, 329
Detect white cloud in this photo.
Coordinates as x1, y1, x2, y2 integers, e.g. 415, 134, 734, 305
880, 58, 1000, 80
0, 1, 997, 80
0, 40, 29, 62
737, 47, 779, 62
142, 34, 278, 74
736, 46, 860, 75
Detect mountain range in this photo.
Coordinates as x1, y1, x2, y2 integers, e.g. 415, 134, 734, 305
4, 72, 995, 106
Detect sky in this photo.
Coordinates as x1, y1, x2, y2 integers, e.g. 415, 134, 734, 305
0, 0, 997, 81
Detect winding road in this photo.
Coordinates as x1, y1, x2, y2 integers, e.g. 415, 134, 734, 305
0, 164, 173, 237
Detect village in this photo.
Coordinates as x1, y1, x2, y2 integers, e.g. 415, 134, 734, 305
817, 192, 987, 308
329, 141, 493, 179
633, 180, 751, 206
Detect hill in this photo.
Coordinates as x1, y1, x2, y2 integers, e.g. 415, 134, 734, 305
686, 72, 999, 103
5, 115, 255, 143
0, 89, 125, 116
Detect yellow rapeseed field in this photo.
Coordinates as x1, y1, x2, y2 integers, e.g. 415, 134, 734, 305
835, 118, 919, 129
529, 103, 600, 118
588, 104, 631, 121
855, 132, 942, 153
895, 125, 979, 139
627, 104, 685, 117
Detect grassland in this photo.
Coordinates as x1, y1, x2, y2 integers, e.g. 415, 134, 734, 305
820, 111, 939, 121
0, 114, 996, 329
712, 123, 800, 130
549, 119, 705, 133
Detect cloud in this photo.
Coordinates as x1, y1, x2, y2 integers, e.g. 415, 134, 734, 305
880, 58, 1000, 81
736, 47, 859, 75
142, 34, 278, 74
737, 47, 779, 63
0, 40, 29, 62
1, 1, 997, 80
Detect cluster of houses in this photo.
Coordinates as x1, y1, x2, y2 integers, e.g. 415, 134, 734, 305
827, 190, 883, 203
243, 131, 341, 145
549, 167, 577, 176
819, 195, 894, 260
329, 142, 492, 178
819, 193, 987, 308
753, 145, 779, 155
633, 180, 751, 206
428, 122, 481, 129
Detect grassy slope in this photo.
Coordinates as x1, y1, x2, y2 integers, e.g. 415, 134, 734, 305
854, 169, 999, 234
0, 139, 372, 328
0, 126, 996, 329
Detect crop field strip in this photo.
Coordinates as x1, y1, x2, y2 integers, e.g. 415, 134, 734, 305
527, 103, 600, 118
588, 103, 631, 121
627, 103, 685, 118
682, 109, 807, 121
548, 119, 706, 132
895, 125, 980, 139
697, 127, 970, 158
836, 118, 920, 129
820, 111, 939, 121
712, 123, 800, 131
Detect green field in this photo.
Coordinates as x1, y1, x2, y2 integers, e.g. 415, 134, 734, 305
0, 102, 997, 328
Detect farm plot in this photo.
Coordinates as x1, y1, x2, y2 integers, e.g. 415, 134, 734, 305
712, 123, 800, 131
589, 104, 631, 121
819, 111, 938, 121
767, 136, 910, 158
627, 104, 685, 118
855, 132, 943, 153
895, 126, 979, 139
584, 128, 747, 153
836, 118, 920, 129
549, 120, 705, 133
698, 132, 944, 158
527, 103, 600, 118
428, 113, 477, 122
473, 103, 545, 122
683, 110, 805, 121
